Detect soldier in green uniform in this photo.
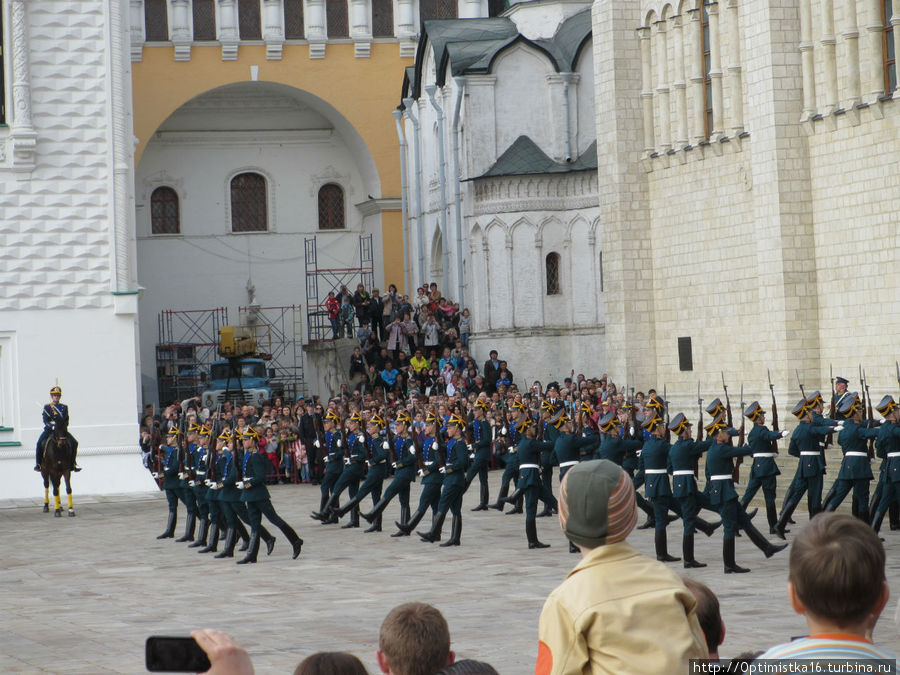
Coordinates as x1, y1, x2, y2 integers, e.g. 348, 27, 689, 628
773, 399, 842, 538
198, 428, 227, 554
236, 427, 303, 564
360, 411, 417, 530
318, 411, 366, 529
823, 393, 880, 521
871, 395, 900, 533
154, 427, 182, 539
418, 412, 468, 546
395, 411, 444, 536
705, 415, 786, 573
174, 422, 201, 543
500, 415, 556, 549
551, 409, 596, 552
465, 399, 493, 511
641, 415, 681, 563
595, 411, 655, 527
739, 402, 789, 534
537, 399, 560, 517
489, 399, 525, 513
667, 413, 720, 568
311, 409, 344, 522
331, 414, 389, 532
187, 423, 212, 549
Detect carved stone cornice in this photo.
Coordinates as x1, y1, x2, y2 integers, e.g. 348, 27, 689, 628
472, 172, 599, 215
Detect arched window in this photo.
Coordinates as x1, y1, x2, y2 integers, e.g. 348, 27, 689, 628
318, 184, 345, 230
327, 0, 349, 37
231, 173, 268, 232
193, 0, 216, 41
701, 3, 712, 138
284, 0, 305, 39
420, 0, 457, 21
144, 0, 169, 41
151, 187, 180, 235
239, 0, 262, 39
545, 252, 561, 295
884, 0, 896, 94
372, 0, 394, 37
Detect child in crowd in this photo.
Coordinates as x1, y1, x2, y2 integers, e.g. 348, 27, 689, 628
297, 439, 310, 483
458, 309, 471, 348
757, 512, 895, 661
339, 296, 355, 338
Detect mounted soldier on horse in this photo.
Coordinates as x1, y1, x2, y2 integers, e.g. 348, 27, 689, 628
36, 385, 80, 517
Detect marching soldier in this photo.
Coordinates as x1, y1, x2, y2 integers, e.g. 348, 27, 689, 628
641, 415, 681, 563
831, 376, 851, 412
823, 393, 879, 520
187, 424, 212, 549
395, 411, 444, 536
174, 422, 201, 543
35, 385, 81, 472
332, 414, 390, 532
871, 395, 900, 532
551, 409, 596, 552
198, 428, 227, 554
465, 399, 493, 511
705, 415, 786, 573
311, 409, 344, 521
317, 411, 366, 528
667, 413, 720, 568
236, 427, 303, 564
537, 399, 560, 517
154, 426, 182, 539
489, 399, 525, 513
740, 402, 789, 534
774, 400, 842, 538
499, 415, 556, 549
871, 395, 900, 534
361, 410, 417, 530
418, 412, 468, 546
596, 411, 655, 528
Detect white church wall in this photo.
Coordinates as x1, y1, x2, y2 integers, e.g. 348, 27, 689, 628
574, 41, 595, 156
511, 219, 542, 328
492, 44, 555, 158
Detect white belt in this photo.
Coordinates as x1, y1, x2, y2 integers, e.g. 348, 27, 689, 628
519, 463, 540, 469
845, 452, 868, 457
673, 470, 694, 476
709, 474, 733, 481
508, 449, 517, 454
800, 451, 820, 456
424, 461, 434, 466
644, 469, 667, 474
887, 452, 900, 457
753, 453, 776, 458
559, 460, 579, 468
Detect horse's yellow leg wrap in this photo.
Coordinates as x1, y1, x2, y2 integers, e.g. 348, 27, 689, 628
67, 493, 73, 509
44, 487, 49, 505
54, 494, 61, 510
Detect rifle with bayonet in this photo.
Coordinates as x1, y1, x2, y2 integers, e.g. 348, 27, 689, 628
795, 370, 807, 401
723, 373, 741, 483
695, 381, 703, 477
826, 364, 836, 448
862, 366, 875, 459
768, 370, 779, 453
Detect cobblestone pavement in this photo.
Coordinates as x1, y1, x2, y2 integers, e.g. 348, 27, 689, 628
2, 473, 899, 674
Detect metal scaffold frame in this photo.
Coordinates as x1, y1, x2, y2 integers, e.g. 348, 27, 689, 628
238, 304, 306, 400
305, 234, 375, 342
156, 308, 229, 406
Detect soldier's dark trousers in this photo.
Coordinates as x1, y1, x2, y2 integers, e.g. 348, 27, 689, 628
825, 478, 871, 520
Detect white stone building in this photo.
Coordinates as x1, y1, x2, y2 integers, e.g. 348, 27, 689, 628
400, 0, 603, 382
594, 0, 900, 407
0, 0, 149, 499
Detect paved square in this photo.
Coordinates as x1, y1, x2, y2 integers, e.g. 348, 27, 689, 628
2, 473, 899, 674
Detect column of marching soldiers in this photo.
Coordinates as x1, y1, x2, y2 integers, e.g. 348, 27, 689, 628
150, 375, 900, 572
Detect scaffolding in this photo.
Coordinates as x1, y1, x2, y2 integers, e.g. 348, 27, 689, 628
305, 233, 375, 342
156, 308, 229, 405
237, 304, 306, 400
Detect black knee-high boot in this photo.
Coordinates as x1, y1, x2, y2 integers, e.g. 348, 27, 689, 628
744, 520, 788, 558
654, 529, 679, 562
397, 504, 427, 535
189, 517, 209, 548
682, 533, 706, 568
342, 504, 360, 529
723, 537, 750, 574
311, 494, 331, 521
236, 531, 260, 564
199, 522, 220, 553
526, 519, 549, 549
693, 517, 721, 537
774, 499, 798, 539
236, 520, 250, 551
440, 514, 462, 547
471, 482, 489, 511
361, 495, 391, 523
157, 511, 177, 539
390, 505, 410, 536
176, 512, 197, 543
418, 510, 447, 543
214, 528, 237, 558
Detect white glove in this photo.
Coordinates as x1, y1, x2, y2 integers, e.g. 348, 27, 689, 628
410, 447, 416, 456
178, 472, 186, 480
236, 481, 245, 489
834, 423, 845, 432
431, 441, 439, 450
336, 439, 342, 448
323, 456, 329, 463
392, 462, 398, 468
880, 418, 887, 425
204, 479, 212, 486
439, 466, 446, 473
382, 441, 390, 450
343, 457, 351, 465
469, 453, 475, 460
501, 426, 507, 435
780, 430, 789, 438
358, 434, 366, 443
314, 440, 321, 448
629, 426, 635, 436
209, 483, 218, 490
467, 444, 473, 452
188, 480, 195, 487
418, 469, 425, 477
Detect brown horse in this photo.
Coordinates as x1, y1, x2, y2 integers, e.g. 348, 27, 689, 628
41, 419, 75, 517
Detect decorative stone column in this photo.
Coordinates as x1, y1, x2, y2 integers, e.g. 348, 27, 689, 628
130, 0, 145, 61
306, 0, 326, 58
263, 0, 285, 59
350, 0, 371, 57
653, 19, 671, 152
396, 0, 415, 57
863, 0, 884, 102
820, 0, 838, 115
725, 0, 744, 135
171, 0, 192, 61
670, 14, 688, 147
799, 0, 817, 118
892, 9, 900, 93
707, 2, 724, 138
840, 0, 861, 108
8, 0, 36, 176
218, 0, 239, 60
638, 26, 655, 153
687, 8, 706, 143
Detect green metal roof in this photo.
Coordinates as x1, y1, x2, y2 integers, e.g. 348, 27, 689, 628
473, 136, 598, 179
